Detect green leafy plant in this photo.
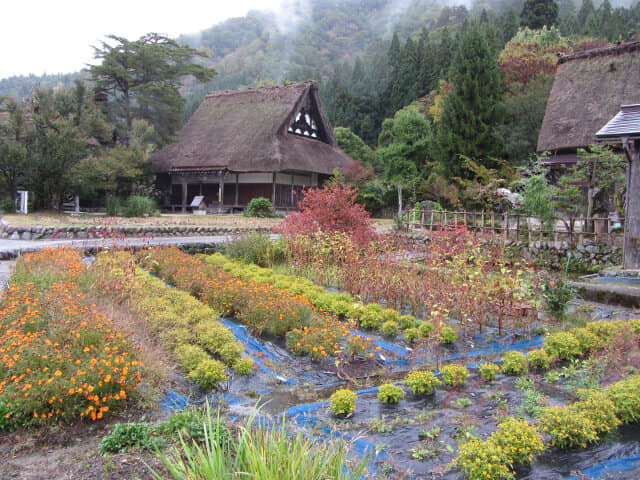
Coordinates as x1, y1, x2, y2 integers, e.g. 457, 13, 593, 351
479, 363, 500, 382
544, 331, 582, 361
520, 388, 547, 418
329, 389, 357, 416
491, 417, 544, 465
604, 375, 640, 424
418, 321, 434, 337
440, 364, 469, 387
501, 351, 528, 376
438, 325, 458, 344
456, 397, 472, 408
244, 197, 276, 218
187, 359, 228, 388
123, 195, 159, 217
542, 278, 575, 320
232, 358, 254, 376
100, 422, 163, 454
404, 327, 420, 344
377, 384, 405, 404
539, 404, 599, 449
405, 370, 442, 395
527, 349, 551, 370
399, 314, 418, 329
381, 320, 400, 337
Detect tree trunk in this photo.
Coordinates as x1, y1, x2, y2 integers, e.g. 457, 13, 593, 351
397, 182, 403, 220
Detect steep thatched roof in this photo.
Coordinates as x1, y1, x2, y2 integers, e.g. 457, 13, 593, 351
151, 80, 353, 175
537, 41, 640, 153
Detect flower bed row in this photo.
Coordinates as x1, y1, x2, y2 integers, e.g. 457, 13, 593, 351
88, 251, 251, 388
0, 248, 143, 429
203, 253, 459, 347
136, 247, 367, 362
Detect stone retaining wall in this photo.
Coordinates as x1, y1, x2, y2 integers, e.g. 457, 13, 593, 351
400, 233, 622, 271
0, 225, 271, 240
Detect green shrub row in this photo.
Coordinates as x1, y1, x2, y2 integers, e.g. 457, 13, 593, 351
91, 253, 251, 389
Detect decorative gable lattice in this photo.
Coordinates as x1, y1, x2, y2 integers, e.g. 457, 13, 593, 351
287, 93, 328, 143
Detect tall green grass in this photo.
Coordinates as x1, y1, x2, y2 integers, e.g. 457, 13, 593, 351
148, 405, 368, 480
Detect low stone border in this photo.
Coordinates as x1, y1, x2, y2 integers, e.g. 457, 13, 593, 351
0, 225, 271, 241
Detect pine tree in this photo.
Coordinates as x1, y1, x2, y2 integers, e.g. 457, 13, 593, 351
433, 21, 503, 181
520, 0, 559, 29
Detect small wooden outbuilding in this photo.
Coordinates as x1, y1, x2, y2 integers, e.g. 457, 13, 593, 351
151, 80, 354, 212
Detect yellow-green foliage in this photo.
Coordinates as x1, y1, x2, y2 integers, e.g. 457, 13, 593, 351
92, 252, 244, 389
377, 383, 404, 404
479, 363, 500, 382
604, 375, 640, 424
571, 327, 604, 353
399, 314, 418, 329
544, 331, 582, 361
438, 325, 458, 344
455, 437, 514, 480
418, 321, 434, 337
405, 370, 441, 395
187, 359, 228, 388
329, 389, 357, 416
574, 390, 621, 435
196, 319, 243, 365
539, 405, 599, 449
174, 345, 211, 371
404, 327, 420, 344
232, 358, 254, 376
501, 351, 528, 376
440, 364, 469, 386
526, 349, 551, 370
381, 320, 400, 337
491, 417, 544, 465
455, 417, 544, 480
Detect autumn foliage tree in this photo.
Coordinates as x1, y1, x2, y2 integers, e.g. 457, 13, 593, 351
276, 183, 376, 247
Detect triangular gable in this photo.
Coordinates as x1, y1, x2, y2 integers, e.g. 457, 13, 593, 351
282, 85, 335, 146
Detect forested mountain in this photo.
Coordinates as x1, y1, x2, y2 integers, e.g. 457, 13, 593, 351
2, 0, 639, 213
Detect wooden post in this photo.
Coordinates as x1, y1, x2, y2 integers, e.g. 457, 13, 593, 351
444, 210, 448, 229
420, 210, 425, 229
491, 212, 495, 240
504, 212, 508, 241
271, 172, 277, 207
430, 210, 434, 231
516, 214, 520, 240
218, 175, 225, 213
181, 179, 187, 213
481, 211, 485, 235
235, 174, 239, 207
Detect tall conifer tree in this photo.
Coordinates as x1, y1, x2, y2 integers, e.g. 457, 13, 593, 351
433, 21, 502, 180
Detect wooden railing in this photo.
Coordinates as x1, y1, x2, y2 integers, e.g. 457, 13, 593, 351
405, 209, 623, 246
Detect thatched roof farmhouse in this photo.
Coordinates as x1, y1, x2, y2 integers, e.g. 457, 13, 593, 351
537, 41, 640, 166
151, 80, 354, 212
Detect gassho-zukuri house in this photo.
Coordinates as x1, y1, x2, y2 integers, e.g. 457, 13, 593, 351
151, 81, 354, 212
537, 40, 640, 177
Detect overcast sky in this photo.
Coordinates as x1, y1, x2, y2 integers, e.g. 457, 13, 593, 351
1, 0, 282, 80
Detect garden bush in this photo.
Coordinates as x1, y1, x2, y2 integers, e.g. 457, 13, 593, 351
404, 327, 420, 344
232, 358, 254, 376
187, 359, 228, 388
479, 363, 500, 382
501, 351, 528, 376
244, 197, 276, 218
224, 233, 284, 267
440, 364, 469, 387
539, 405, 599, 449
491, 417, 544, 465
329, 389, 357, 416
455, 438, 513, 480
544, 331, 582, 361
405, 370, 441, 395
572, 327, 604, 354
527, 349, 551, 370
123, 195, 159, 217
99, 422, 162, 454
418, 321, 434, 337
438, 325, 458, 344
574, 390, 621, 435
381, 320, 400, 337
377, 384, 404, 404
604, 375, 640, 424
399, 314, 418, 329
542, 278, 575, 320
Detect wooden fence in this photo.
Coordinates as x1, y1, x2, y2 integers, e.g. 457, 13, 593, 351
405, 209, 623, 246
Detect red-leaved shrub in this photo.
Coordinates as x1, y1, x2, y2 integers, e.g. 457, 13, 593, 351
275, 183, 376, 247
